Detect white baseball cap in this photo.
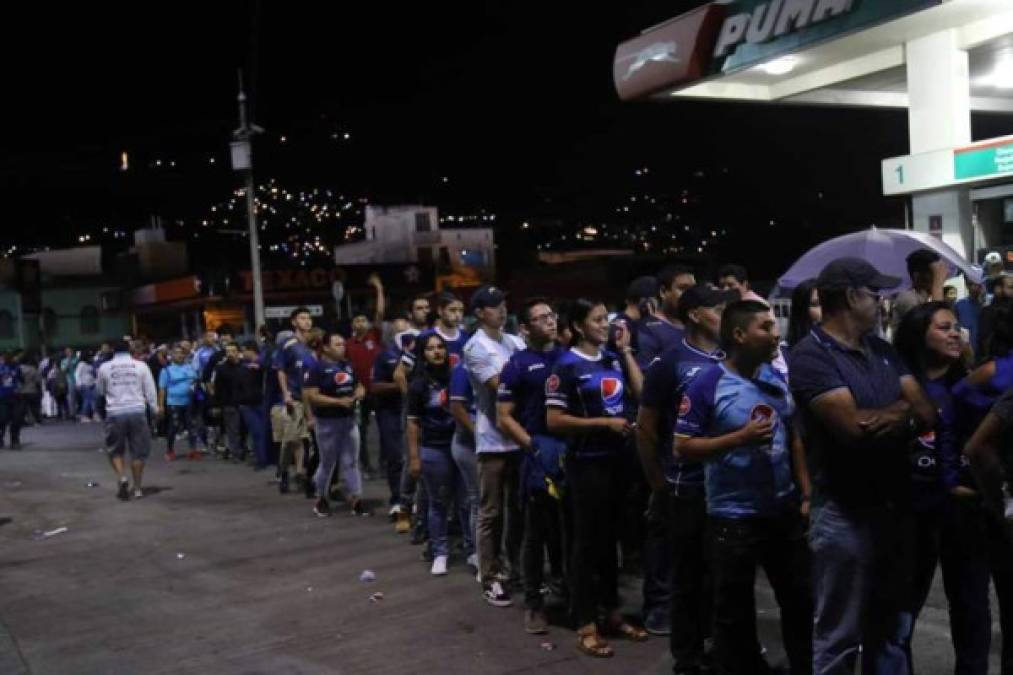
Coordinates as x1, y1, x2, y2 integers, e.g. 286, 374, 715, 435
985, 251, 1003, 265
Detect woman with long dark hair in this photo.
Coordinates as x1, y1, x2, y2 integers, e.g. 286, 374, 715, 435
787, 280, 821, 349
406, 332, 462, 576
546, 298, 645, 658
894, 302, 991, 674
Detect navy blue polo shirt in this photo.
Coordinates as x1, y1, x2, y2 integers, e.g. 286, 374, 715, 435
304, 358, 357, 419
641, 339, 725, 491
497, 345, 565, 437
371, 347, 403, 412
789, 326, 912, 509
406, 375, 455, 450
637, 317, 685, 367
449, 363, 476, 447
272, 339, 315, 402
545, 348, 631, 459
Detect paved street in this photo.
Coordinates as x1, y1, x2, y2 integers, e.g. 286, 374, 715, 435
0, 421, 1003, 674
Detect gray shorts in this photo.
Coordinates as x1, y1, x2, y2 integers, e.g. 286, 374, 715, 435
105, 413, 152, 461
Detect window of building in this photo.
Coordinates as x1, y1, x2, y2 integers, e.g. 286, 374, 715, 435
0, 310, 14, 339
415, 212, 432, 233
42, 308, 58, 337
81, 306, 100, 334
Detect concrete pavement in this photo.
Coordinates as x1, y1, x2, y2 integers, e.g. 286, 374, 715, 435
0, 420, 1002, 674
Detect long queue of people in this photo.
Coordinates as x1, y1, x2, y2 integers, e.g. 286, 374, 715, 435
11, 255, 1013, 674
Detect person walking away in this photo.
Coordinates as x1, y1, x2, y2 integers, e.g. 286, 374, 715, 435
96, 340, 158, 500
546, 298, 647, 658
158, 345, 201, 461
304, 332, 369, 517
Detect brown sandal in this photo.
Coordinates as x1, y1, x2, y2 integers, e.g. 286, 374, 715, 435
576, 626, 613, 658
607, 620, 649, 642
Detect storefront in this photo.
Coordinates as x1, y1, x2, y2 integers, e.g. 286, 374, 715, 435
615, 0, 1013, 264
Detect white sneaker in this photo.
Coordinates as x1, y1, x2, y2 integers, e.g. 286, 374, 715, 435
388, 504, 401, 519
133, 488, 144, 499
431, 555, 448, 576
466, 553, 479, 572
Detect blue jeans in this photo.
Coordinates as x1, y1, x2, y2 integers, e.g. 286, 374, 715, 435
810, 499, 909, 675
451, 435, 478, 554
240, 405, 268, 467
420, 445, 466, 558
314, 417, 360, 499
78, 386, 97, 419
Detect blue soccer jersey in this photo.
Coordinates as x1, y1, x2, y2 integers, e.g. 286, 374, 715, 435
498, 345, 566, 437
675, 362, 797, 518
401, 326, 470, 372
305, 358, 357, 419
641, 339, 725, 489
406, 375, 455, 450
545, 348, 631, 459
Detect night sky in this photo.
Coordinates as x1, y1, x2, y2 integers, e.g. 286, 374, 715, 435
4, 2, 1013, 281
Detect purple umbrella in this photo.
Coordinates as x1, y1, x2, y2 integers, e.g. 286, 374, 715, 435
777, 227, 983, 292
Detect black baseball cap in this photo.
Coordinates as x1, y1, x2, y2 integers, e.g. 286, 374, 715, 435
470, 285, 507, 311
626, 276, 659, 301
677, 286, 739, 322
816, 257, 902, 291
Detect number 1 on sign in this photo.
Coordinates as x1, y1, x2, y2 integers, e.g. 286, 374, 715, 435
896, 165, 905, 185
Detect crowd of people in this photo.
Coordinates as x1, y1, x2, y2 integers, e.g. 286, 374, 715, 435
4, 255, 1013, 675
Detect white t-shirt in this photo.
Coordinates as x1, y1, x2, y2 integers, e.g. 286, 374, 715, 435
463, 328, 526, 454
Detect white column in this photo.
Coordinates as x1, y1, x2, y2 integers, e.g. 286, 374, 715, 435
906, 30, 974, 259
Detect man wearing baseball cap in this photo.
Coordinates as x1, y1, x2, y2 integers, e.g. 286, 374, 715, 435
789, 258, 937, 674
637, 285, 736, 659
462, 285, 527, 607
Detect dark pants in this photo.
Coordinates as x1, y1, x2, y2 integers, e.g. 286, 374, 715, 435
23, 393, 41, 425
357, 396, 374, 471
811, 499, 910, 675
375, 407, 403, 506
988, 515, 1013, 675
166, 405, 199, 452
710, 512, 812, 675
670, 493, 711, 672
643, 490, 672, 620
240, 405, 268, 467
522, 491, 565, 610
568, 455, 622, 626
0, 396, 23, 445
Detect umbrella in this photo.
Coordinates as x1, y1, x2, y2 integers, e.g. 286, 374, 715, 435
777, 227, 983, 293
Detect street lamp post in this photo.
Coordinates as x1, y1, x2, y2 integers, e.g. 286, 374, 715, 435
231, 69, 266, 329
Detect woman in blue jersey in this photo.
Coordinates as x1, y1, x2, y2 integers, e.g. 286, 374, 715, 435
895, 302, 991, 674
304, 332, 368, 518
546, 298, 645, 658
406, 332, 462, 577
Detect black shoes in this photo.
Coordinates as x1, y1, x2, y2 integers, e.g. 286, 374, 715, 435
313, 497, 331, 517
117, 480, 130, 501
279, 472, 290, 494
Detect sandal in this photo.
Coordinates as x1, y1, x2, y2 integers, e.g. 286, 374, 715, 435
576, 626, 613, 658
606, 620, 648, 642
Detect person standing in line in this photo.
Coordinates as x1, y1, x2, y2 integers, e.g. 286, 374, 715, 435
345, 273, 386, 479
636, 285, 737, 665
790, 258, 937, 675
954, 277, 985, 361
606, 276, 657, 359
236, 341, 269, 470
675, 301, 812, 675
273, 308, 315, 495
16, 354, 42, 427
75, 353, 98, 422
406, 332, 461, 576
96, 340, 158, 500
210, 342, 245, 462
717, 264, 768, 305
463, 285, 527, 607
546, 298, 647, 658
0, 352, 24, 449
449, 357, 479, 575
158, 345, 202, 462
60, 347, 80, 421
496, 297, 567, 636
894, 303, 992, 674
304, 332, 368, 517
371, 317, 410, 527
637, 266, 696, 366
786, 280, 822, 350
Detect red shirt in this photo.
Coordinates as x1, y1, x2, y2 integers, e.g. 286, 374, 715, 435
346, 329, 383, 388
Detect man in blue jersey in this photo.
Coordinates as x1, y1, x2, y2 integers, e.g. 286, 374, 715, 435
371, 317, 410, 527
637, 265, 696, 366
496, 298, 567, 635
636, 285, 736, 659
272, 307, 316, 494
675, 300, 813, 675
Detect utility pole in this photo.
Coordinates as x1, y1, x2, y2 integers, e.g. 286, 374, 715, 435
230, 69, 266, 329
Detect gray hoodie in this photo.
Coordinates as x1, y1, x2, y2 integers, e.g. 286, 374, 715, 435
96, 353, 157, 418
